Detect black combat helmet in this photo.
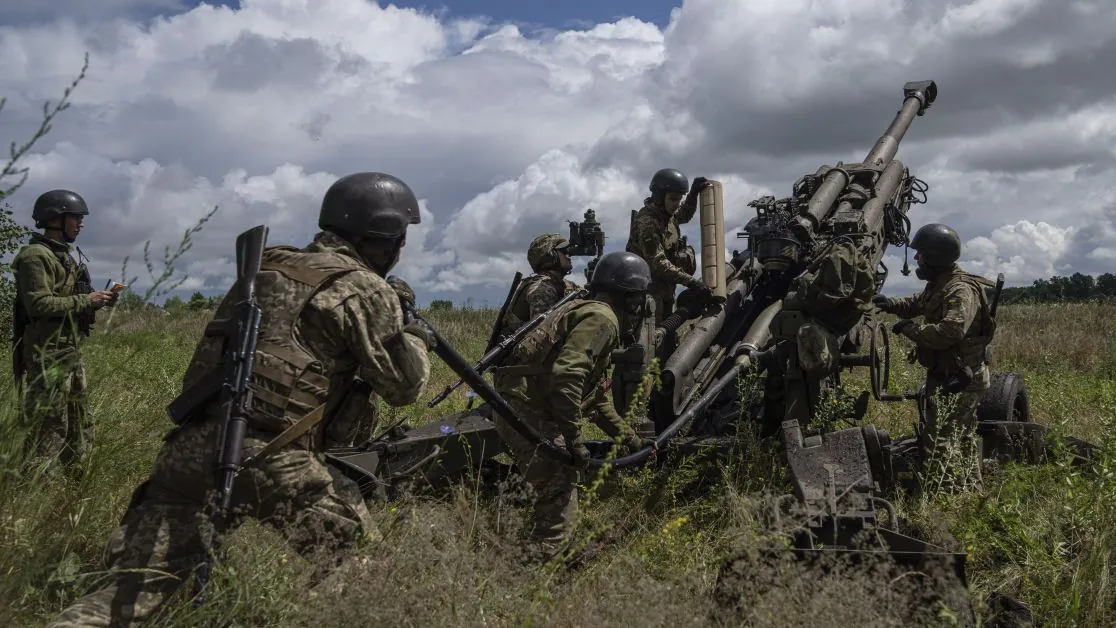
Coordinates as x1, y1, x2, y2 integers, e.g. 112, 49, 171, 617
589, 251, 652, 293
32, 189, 89, 228
318, 172, 421, 239
909, 223, 962, 266
649, 168, 688, 197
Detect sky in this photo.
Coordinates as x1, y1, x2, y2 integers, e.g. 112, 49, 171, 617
0, 0, 1114, 307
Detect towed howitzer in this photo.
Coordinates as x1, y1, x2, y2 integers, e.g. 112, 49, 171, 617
634, 80, 1096, 618
427, 286, 590, 408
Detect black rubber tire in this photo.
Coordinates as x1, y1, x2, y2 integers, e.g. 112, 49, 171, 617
976, 371, 1030, 423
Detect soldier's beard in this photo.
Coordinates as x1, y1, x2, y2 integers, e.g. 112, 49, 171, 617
915, 264, 938, 281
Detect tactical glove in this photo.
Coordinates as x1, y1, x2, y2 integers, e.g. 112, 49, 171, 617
686, 277, 711, 295
872, 294, 891, 312
688, 176, 710, 197
565, 433, 590, 468
891, 319, 914, 335
386, 275, 416, 312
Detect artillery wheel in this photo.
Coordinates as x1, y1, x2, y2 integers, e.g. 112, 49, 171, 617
976, 371, 1030, 423
869, 320, 892, 400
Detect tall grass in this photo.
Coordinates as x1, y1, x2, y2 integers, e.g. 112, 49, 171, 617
0, 303, 1113, 626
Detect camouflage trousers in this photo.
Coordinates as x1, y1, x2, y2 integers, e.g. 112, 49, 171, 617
492, 395, 580, 546
50, 417, 375, 627
918, 365, 990, 491
20, 353, 90, 467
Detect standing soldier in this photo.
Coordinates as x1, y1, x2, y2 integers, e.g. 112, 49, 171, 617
51, 172, 436, 627
490, 251, 656, 560
494, 233, 580, 340
873, 223, 995, 491
11, 189, 118, 467
626, 168, 713, 354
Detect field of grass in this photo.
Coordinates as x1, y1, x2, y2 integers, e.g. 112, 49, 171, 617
1, 301, 1113, 626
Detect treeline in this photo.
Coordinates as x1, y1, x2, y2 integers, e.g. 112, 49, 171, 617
1001, 272, 1116, 304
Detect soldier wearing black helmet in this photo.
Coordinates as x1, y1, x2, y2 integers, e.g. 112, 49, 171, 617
11, 189, 118, 467
490, 251, 656, 560
626, 168, 712, 352
52, 172, 436, 627
873, 223, 996, 491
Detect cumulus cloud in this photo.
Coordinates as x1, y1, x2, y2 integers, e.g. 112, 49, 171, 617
0, 0, 1114, 304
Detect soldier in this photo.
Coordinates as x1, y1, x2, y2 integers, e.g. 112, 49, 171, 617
491, 251, 656, 559
50, 172, 435, 627
626, 168, 713, 353
873, 223, 995, 491
11, 189, 118, 468
494, 233, 580, 340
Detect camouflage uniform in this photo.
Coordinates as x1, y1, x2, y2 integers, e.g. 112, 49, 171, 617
882, 265, 995, 486
491, 298, 638, 547
50, 231, 432, 627
11, 232, 95, 465
496, 234, 580, 340
625, 197, 700, 325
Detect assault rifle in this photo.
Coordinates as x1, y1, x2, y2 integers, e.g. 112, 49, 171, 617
184, 224, 267, 601
426, 286, 589, 408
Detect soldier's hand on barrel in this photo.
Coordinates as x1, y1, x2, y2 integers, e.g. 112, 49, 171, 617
688, 177, 711, 196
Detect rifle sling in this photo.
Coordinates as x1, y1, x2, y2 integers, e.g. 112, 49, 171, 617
242, 401, 328, 467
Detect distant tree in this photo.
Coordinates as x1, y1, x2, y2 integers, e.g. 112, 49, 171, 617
163, 295, 185, 312
429, 299, 453, 312
1065, 272, 1095, 302
186, 291, 209, 311
1096, 273, 1116, 299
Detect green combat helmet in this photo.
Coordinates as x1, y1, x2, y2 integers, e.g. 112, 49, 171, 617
527, 233, 571, 273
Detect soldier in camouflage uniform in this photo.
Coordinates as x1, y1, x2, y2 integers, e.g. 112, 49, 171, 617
494, 233, 580, 340
626, 169, 713, 354
874, 223, 996, 490
11, 189, 118, 467
50, 173, 435, 627
491, 251, 656, 557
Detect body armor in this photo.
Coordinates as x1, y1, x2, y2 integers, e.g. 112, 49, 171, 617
913, 270, 996, 376
177, 246, 369, 442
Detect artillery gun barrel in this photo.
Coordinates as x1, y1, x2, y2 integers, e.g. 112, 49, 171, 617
794, 80, 937, 238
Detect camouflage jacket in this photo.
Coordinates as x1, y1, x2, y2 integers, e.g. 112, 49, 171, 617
180, 231, 431, 448
625, 197, 698, 301
493, 298, 635, 441
497, 271, 579, 339
886, 265, 995, 376
11, 233, 94, 363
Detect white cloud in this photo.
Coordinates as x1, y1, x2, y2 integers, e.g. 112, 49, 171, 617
1, 0, 1115, 305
